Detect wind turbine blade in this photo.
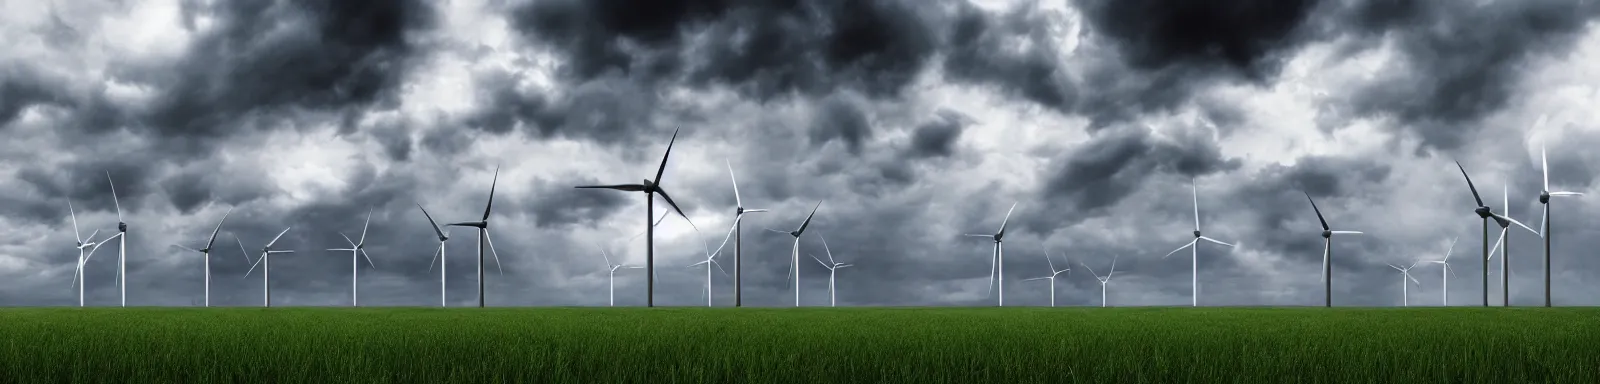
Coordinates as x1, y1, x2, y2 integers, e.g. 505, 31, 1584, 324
1192, 181, 1201, 231
710, 258, 728, 276
418, 204, 446, 239
1022, 277, 1050, 281
171, 244, 201, 254
964, 234, 992, 238
340, 232, 357, 248
598, 243, 613, 268
574, 184, 648, 191
482, 167, 498, 221
1079, 262, 1099, 279
810, 253, 829, 268
485, 231, 504, 276
361, 249, 376, 269
427, 244, 442, 273
205, 207, 234, 250
1408, 274, 1421, 286
68, 200, 81, 242
1330, 231, 1363, 235
1543, 145, 1550, 191
1539, 203, 1547, 237
1199, 236, 1234, 247
837, 264, 852, 268
766, 228, 789, 235
997, 202, 1017, 235
1304, 191, 1330, 231
70, 261, 81, 289
328, 248, 354, 251
1388, 263, 1402, 271
689, 260, 709, 267
89, 233, 121, 256
359, 208, 373, 245
244, 251, 264, 278
654, 187, 693, 226
654, 128, 680, 184
1495, 214, 1541, 237
1163, 240, 1196, 259
1550, 192, 1584, 196
1488, 227, 1508, 259
1321, 240, 1329, 283
727, 159, 742, 208
1444, 237, 1457, 261
236, 237, 251, 264
796, 200, 822, 234
265, 227, 293, 248
106, 172, 122, 222
819, 234, 836, 265
271, 250, 295, 254
1455, 161, 1486, 207
1107, 256, 1118, 280
1044, 251, 1056, 271
709, 216, 741, 260
986, 244, 997, 298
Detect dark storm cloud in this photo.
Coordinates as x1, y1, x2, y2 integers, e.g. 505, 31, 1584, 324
903, 109, 969, 159
943, 5, 1077, 111
528, 176, 632, 229
1332, 0, 1600, 152
1073, 0, 1321, 79
1041, 123, 1243, 216
506, 0, 942, 101
808, 92, 874, 154
131, 0, 437, 150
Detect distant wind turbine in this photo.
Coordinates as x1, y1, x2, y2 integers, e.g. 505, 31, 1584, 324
327, 209, 377, 307
1304, 191, 1362, 307
1427, 237, 1458, 306
418, 204, 450, 307
767, 201, 822, 307
575, 128, 695, 307
1020, 250, 1069, 307
1388, 260, 1422, 307
597, 244, 642, 307
1486, 183, 1539, 307
965, 202, 1017, 307
170, 207, 233, 307
1163, 181, 1235, 307
241, 227, 295, 308
446, 167, 505, 308
716, 160, 768, 307
66, 200, 102, 307
1081, 256, 1118, 308
807, 234, 851, 307
1453, 161, 1537, 307
105, 172, 130, 307
1535, 146, 1583, 307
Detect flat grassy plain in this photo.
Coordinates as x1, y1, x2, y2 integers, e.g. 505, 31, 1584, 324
1, 307, 1596, 383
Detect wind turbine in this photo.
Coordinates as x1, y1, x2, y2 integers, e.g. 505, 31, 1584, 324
598, 244, 642, 307
687, 236, 729, 307
1387, 260, 1422, 307
1427, 237, 1458, 306
446, 167, 504, 308
1536, 146, 1583, 307
1020, 250, 1069, 307
964, 202, 1017, 307
1163, 181, 1235, 307
418, 204, 450, 307
170, 207, 233, 307
1080, 256, 1118, 308
1455, 161, 1538, 307
1487, 183, 1536, 306
767, 200, 822, 307
574, 128, 694, 307
807, 234, 851, 307
105, 172, 129, 307
1304, 191, 1362, 307
241, 227, 294, 308
66, 200, 102, 307
327, 209, 377, 307
715, 160, 768, 307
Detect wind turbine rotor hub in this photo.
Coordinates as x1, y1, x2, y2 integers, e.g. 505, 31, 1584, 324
1539, 191, 1550, 203
1321, 230, 1332, 238
1193, 230, 1202, 238
1473, 206, 1492, 218
117, 223, 127, 232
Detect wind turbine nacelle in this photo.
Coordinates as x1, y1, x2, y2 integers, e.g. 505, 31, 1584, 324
1539, 192, 1550, 204
1193, 230, 1202, 238
1473, 206, 1492, 218
1321, 230, 1332, 239
118, 223, 127, 232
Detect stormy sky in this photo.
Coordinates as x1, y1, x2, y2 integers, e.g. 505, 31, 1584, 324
3, 0, 1599, 308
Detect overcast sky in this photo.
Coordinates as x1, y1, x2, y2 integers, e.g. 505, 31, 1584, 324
3, 0, 1598, 308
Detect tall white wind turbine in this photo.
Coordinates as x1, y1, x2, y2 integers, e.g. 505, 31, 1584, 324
598, 244, 642, 307
327, 209, 377, 307
1487, 183, 1539, 307
418, 204, 451, 307
446, 167, 505, 308
241, 227, 295, 307
716, 160, 768, 307
1163, 181, 1235, 307
806, 234, 851, 307
105, 172, 130, 307
1020, 250, 1069, 307
574, 128, 695, 307
1388, 260, 1421, 307
1304, 191, 1362, 307
170, 207, 233, 307
1455, 161, 1538, 307
1081, 256, 1118, 308
964, 202, 1017, 307
1427, 237, 1458, 306
66, 200, 103, 307
1535, 146, 1583, 307
767, 201, 822, 307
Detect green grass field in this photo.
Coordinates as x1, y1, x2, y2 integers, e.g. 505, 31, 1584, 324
2, 307, 1596, 383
